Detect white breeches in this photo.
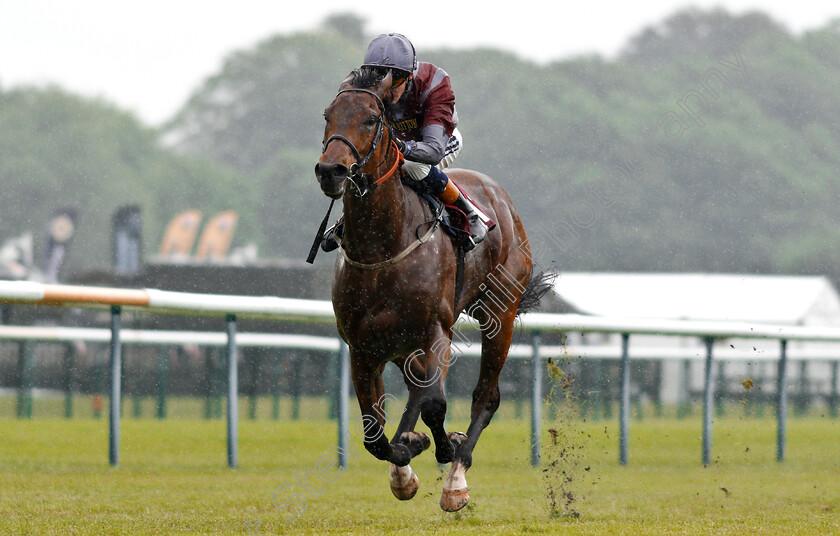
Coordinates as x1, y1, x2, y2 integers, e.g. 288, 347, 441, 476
402, 127, 462, 181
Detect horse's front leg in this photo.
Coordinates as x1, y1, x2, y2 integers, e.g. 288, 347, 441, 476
351, 357, 413, 466
379, 379, 432, 500
351, 356, 426, 500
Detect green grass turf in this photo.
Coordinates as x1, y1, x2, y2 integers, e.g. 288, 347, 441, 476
1, 404, 839, 535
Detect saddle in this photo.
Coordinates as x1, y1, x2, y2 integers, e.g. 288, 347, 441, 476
403, 179, 474, 250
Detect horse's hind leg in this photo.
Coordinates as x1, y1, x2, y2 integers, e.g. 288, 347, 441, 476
389, 360, 431, 458
440, 306, 518, 512
412, 339, 459, 466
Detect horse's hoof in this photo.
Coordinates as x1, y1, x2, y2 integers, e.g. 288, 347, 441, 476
389, 463, 419, 501
401, 431, 431, 452
440, 461, 469, 512
448, 431, 468, 448
440, 487, 470, 512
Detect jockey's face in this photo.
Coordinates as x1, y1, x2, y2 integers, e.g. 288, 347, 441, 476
388, 74, 411, 104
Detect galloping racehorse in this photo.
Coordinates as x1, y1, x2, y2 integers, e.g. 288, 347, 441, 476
315, 70, 546, 512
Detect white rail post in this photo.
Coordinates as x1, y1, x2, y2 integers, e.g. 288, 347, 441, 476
156, 346, 168, 420
776, 339, 788, 462
530, 331, 542, 467
701, 336, 715, 466
16, 341, 34, 419
109, 305, 122, 466
831, 360, 839, 419
619, 333, 631, 465
337, 340, 350, 468
226, 314, 238, 468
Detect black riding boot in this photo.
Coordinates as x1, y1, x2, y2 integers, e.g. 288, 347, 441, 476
453, 192, 489, 248
423, 166, 489, 249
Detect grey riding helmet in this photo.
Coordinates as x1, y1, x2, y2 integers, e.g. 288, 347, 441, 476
362, 33, 417, 75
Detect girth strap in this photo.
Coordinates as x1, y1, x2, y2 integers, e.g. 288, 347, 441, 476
453, 245, 466, 318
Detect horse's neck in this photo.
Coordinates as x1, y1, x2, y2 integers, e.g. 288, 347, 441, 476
343, 180, 423, 259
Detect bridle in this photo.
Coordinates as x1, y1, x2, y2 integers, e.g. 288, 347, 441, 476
310, 85, 430, 270
321, 88, 403, 197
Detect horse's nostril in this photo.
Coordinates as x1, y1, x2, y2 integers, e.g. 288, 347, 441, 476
330, 164, 348, 179
316, 163, 349, 181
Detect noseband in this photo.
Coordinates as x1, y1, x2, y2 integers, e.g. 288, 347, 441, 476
322, 88, 396, 197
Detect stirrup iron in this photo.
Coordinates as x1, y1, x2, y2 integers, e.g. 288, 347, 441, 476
320, 219, 344, 252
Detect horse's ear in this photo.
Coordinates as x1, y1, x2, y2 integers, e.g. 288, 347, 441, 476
338, 72, 355, 91
376, 71, 394, 97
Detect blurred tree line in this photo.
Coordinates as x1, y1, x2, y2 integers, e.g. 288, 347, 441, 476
3, 8, 840, 283
0, 88, 261, 275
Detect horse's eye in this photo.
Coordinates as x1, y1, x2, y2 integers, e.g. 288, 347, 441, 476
365, 116, 378, 126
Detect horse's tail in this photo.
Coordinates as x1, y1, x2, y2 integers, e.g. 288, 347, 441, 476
516, 268, 557, 316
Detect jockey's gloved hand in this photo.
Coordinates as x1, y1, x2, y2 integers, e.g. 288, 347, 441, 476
395, 138, 413, 157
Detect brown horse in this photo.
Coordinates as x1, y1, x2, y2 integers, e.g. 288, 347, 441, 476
315, 69, 545, 512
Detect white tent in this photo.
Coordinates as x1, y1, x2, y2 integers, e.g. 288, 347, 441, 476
552, 272, 840, 326
550, 272, 840, 403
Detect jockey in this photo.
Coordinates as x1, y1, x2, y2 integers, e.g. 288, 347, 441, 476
322, 33, 492, 252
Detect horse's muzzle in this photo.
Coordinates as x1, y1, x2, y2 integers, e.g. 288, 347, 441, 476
315, 162, 348, 199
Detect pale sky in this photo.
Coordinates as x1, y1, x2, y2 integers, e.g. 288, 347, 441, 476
2, 1, 838, 126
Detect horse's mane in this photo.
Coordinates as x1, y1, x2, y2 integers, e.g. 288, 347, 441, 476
347, 67, 386, 89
